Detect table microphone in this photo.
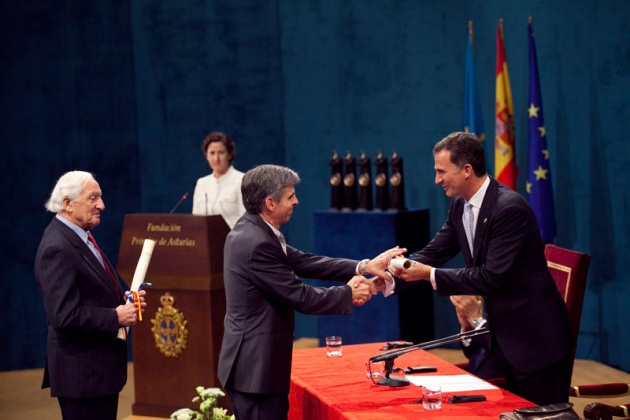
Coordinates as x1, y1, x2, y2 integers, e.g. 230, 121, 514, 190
169, 192, 188, 214
367, 329, 489, 387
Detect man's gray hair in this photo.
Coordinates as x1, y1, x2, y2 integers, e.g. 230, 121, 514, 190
241, 165, 300, 214
45, 171, 95, 213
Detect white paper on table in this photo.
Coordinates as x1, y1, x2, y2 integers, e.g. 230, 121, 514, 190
405, 374, 498, 392
117, 239, 156, 340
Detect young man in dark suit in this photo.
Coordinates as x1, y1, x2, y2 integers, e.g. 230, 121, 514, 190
34, 170, 146, 420
388, 132, 573, 405
217, 164, 404, 420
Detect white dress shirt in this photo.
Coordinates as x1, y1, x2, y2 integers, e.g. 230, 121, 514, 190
192, 166, 246, 229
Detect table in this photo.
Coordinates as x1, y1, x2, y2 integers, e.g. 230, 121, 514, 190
289, 342, 535, 419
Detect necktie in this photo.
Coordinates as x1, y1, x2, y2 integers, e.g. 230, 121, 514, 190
87, 232, 121, 295
278, 232, 287, 255
463, 202, 475, 254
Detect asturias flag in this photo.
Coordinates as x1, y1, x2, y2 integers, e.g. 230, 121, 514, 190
463, 23, 485, 148
495, 21, 518, 189
526, 20, 556, 243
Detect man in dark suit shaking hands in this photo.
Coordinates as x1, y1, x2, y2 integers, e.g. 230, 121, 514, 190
218, 164, 405, 420
388, 132, 573, 406
34, 170, 146, 420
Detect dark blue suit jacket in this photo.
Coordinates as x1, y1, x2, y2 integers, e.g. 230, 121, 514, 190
218, 213, 358, 395
34, 217, 127, 398
412, 178, 572, 374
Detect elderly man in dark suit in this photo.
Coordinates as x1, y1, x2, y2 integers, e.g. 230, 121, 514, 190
388, 132, 573, 406
34, 170, 146, 420
217, 164, 404, 420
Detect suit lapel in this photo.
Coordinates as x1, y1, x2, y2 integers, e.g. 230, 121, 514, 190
472, 179, 499, 261
52, 218, 122, 300
82, 252, 122, 299
246, 213, 287, 257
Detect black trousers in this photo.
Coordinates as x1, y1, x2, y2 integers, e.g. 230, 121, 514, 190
58, 394, 119, 420
491, 339, 572, 406
225, 387, 289, 420
505, 354, 573, 406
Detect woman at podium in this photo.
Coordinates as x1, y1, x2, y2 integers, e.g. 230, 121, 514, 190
192, 131, 246, 228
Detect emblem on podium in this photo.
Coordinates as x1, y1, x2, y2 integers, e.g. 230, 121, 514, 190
151, 292, 189, 358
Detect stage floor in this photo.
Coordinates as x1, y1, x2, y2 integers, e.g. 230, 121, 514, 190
2, 340, 628, 420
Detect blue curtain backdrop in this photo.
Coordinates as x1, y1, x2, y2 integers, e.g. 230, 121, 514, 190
1, 0, 629, 373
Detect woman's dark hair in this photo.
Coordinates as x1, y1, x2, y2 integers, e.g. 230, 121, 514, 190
201, 131, 236, 163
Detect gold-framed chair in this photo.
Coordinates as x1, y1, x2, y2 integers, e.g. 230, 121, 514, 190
544, 244, 591, 375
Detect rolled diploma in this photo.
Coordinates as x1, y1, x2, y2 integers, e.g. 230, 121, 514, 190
118, 239, 156, 339
130, 239, 156, 292
389, 258, 414, 270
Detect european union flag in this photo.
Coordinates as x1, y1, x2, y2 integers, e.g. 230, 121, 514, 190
463, 24, 486, 148
526, 20, 556, 243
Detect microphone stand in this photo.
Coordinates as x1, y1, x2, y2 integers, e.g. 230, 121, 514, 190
169, 193, 188, 214
369, 328, 489, 387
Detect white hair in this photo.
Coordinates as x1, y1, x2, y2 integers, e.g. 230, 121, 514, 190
45, 171, 95, 213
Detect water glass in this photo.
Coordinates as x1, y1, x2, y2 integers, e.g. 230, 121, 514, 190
325, 336, 342, 357
422, 384, 442, 410
365, 360, 384, 379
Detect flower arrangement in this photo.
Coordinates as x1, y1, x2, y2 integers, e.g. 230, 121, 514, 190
170, 386, 234, 420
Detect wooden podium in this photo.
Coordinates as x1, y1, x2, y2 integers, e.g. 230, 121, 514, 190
117, 214, 231, 418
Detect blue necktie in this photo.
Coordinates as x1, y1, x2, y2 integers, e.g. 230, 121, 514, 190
463, 202, 475, 254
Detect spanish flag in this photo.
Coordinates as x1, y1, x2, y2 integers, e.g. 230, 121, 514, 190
495, 19, 518, 189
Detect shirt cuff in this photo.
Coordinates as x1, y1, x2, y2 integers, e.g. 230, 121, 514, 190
373, 272, 396, 297
461, 319, 486, 346
430, 267, 437, 290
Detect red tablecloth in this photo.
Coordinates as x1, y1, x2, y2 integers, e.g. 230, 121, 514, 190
289, 342, 535, 419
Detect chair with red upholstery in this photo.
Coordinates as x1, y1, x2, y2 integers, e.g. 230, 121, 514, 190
544, 243, 592, 375
570, 383, 630, 420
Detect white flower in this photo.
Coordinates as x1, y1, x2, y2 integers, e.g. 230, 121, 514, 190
200, 387, 225, 399
213, 407, 227, 415
170, 408, 195, 420
172, 386, 231, 420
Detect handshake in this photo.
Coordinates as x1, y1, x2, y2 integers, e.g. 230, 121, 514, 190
347, 275, 395, 306
348, 248, 416, 306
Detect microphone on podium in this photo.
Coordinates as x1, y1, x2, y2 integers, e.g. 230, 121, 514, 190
169, 192, 188, 214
